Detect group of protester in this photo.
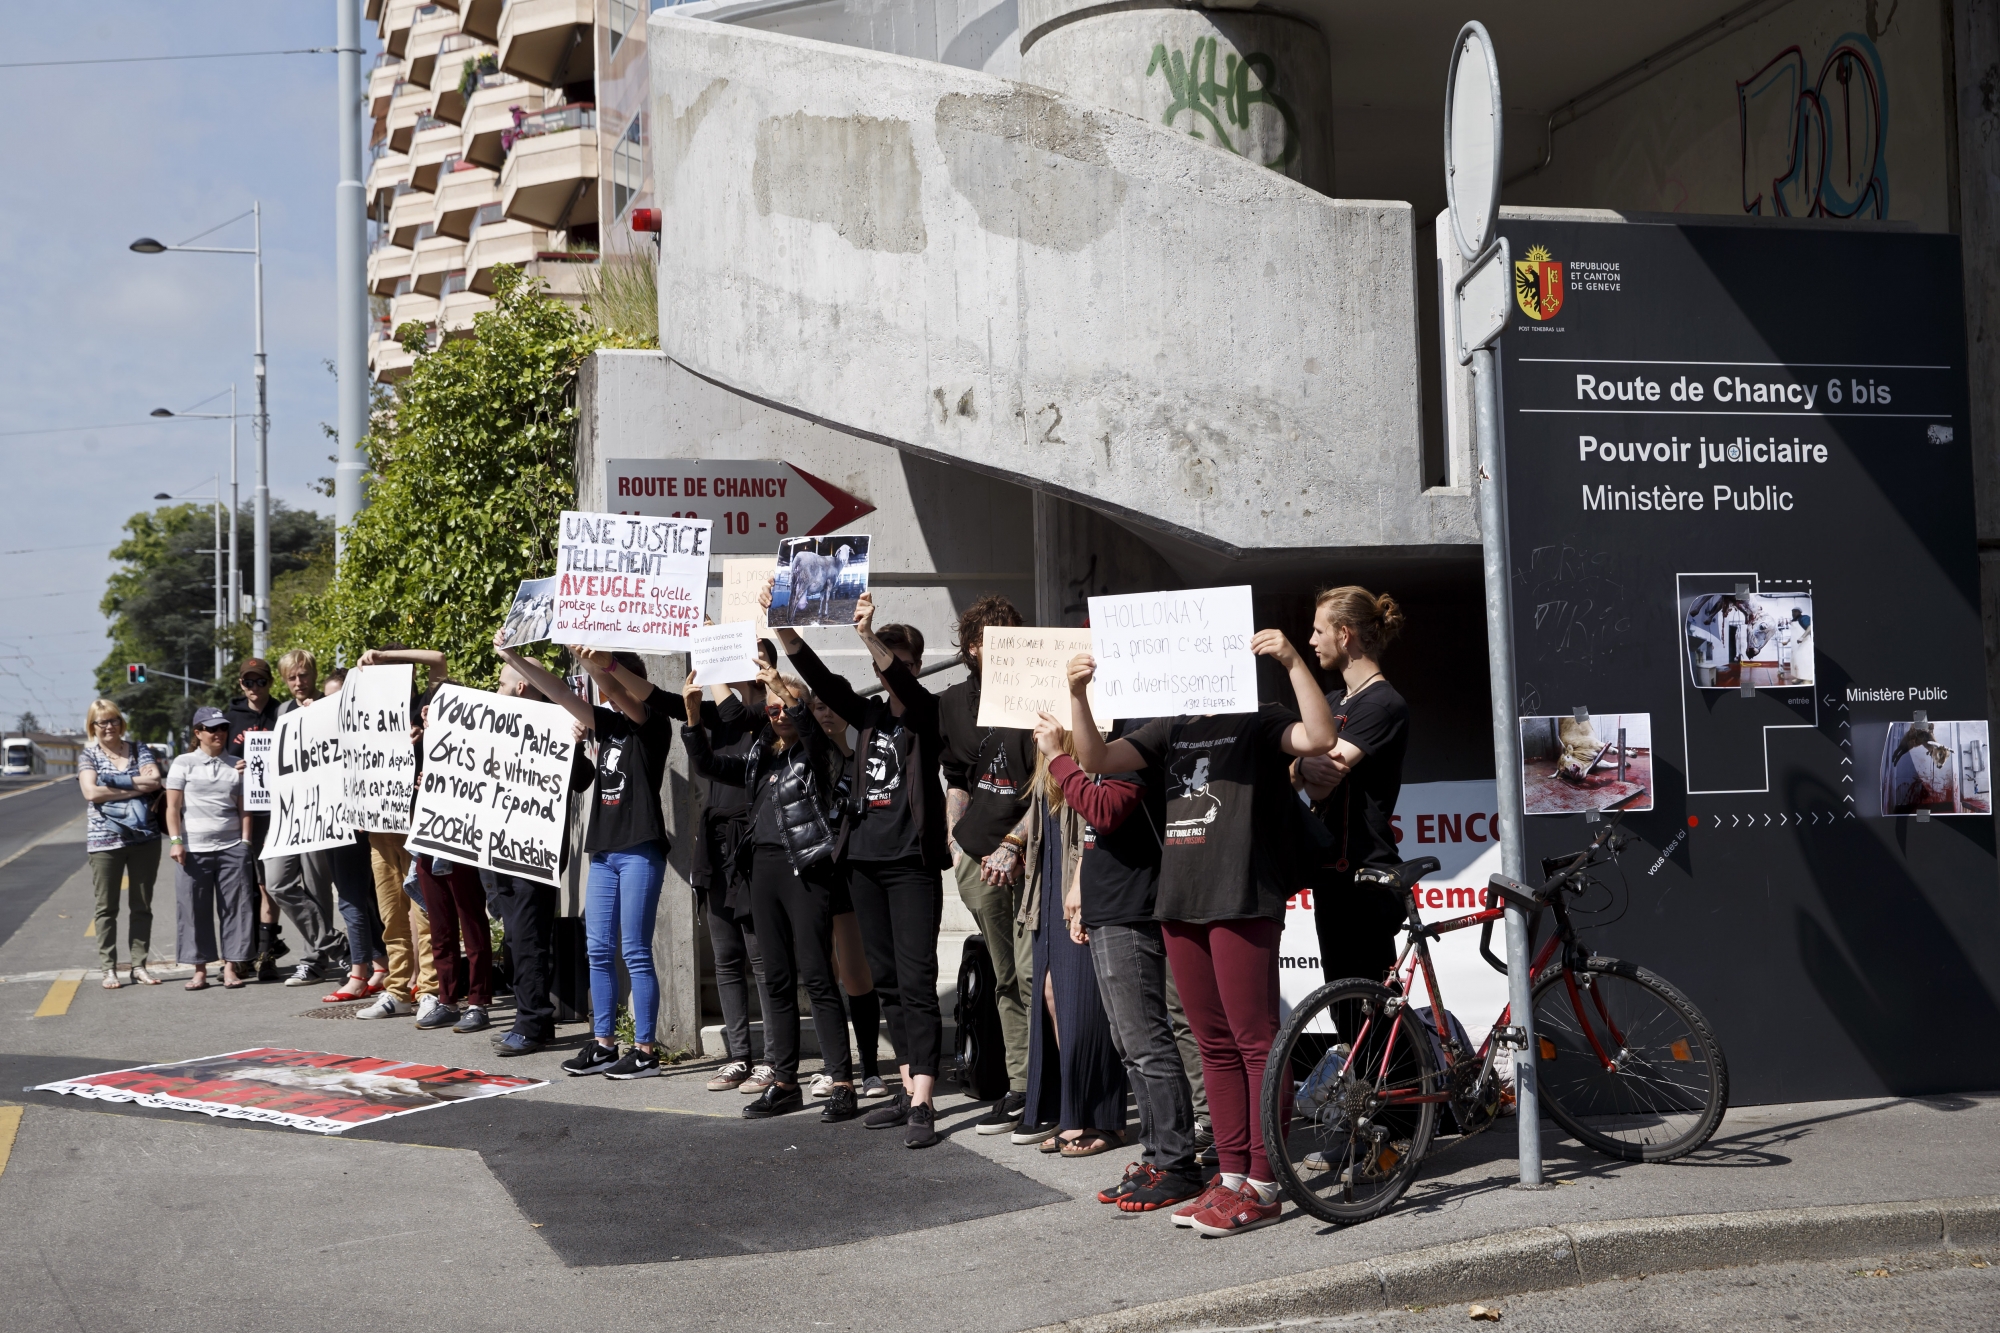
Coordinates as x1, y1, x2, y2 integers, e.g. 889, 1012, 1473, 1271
76, 577, 1410, 1239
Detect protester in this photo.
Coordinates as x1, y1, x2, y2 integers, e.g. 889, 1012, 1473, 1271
807, 690, 888, 1101
165, 706, 256, 991
76, 700, 164, 989
1020, 720, 1127, 1158
1067, 630, 1337, 1236
682, 666, 856, 1121
1298, 588, 1410, 986
765, 581, 950, 1148
413, 845, 492, 1033
937, 594, 1038, 1134
495, 638, 678, 1080
264, 650, 349, 988
314, 670, 389, 1004
221, 658, 289, 980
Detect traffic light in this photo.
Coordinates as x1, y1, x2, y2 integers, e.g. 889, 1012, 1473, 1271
126, 663, 147, 685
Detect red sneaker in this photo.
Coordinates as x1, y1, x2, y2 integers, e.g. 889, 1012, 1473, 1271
1187, 1184, 1284, 1237
1171, 1175, 1236, 1228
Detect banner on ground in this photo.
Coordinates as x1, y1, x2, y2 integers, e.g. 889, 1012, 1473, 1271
34, 1047, 544, 1135
242, 732, 274, 813
975, 627, 1106, 732
1086, 584, 1256, 719
689, 621, 763, 686
549, 510, 710, 651
339, 664, 416, 834
405, 684, 577, 887
261, 703, 351, 858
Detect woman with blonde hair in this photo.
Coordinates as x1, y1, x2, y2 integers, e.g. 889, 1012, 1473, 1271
76, 700, 164, 988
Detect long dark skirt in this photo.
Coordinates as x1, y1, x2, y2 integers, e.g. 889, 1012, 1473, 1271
1023, 820, 1128, 1135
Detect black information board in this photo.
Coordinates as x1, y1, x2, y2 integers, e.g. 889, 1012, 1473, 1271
1496, 218, 1999, 1102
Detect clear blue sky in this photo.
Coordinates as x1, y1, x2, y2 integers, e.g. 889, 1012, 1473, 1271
0, 2, 377, 731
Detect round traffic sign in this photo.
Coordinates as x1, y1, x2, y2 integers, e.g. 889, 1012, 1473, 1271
1444, 21, 1503, 261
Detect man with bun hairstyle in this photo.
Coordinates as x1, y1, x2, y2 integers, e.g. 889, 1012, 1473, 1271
1297, 586, 1411, 986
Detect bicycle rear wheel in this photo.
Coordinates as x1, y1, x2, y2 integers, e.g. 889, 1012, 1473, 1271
1531, 957, 1728, 1162
1261, 980, 1438, 1226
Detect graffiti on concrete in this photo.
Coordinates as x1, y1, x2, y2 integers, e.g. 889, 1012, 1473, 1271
1145, 37, 1299, 173
1738, 33, 1888, 219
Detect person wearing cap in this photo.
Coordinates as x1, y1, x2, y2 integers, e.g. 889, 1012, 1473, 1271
167, 707, 256, 989
223, 657, 290, 979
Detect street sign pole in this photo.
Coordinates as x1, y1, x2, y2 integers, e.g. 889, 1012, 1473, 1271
1445, 20, 1542, 1188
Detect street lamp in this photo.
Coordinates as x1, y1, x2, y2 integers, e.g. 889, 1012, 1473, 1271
153, 478, 226, 683
151, 388, 241, 645
130, 203, 271, 657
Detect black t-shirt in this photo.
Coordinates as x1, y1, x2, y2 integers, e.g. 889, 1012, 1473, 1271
1124, 708, 1299, 924
223, 695, 280, 760
939, 678, 1036, 859
585, 700, 676, 854
1078, 769, 1165, 929
844, 717, 921, 861
702, 694, 760, 819
1319, 681, 1410, 872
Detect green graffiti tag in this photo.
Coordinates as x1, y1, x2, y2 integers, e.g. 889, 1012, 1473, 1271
1145, 36, 1299, 172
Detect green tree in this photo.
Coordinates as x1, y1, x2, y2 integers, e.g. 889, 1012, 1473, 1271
303, 268, 648, 687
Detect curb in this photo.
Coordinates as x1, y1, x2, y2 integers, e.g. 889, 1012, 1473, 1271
1025, 1196, 2000, 1332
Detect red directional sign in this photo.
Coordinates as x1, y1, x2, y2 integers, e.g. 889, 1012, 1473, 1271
604, 457, 875, 554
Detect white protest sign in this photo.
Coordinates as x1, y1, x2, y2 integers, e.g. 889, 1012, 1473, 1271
550, 510, 710, 651
690, 622, 763, 686
975, 627, 1106, 732
1086, 584, 1256, 719
718, 555, 771, 629
339, 664, 416, 834
406, 684, 577, 887
261, 703, 352, 858
242, 732, 274, 813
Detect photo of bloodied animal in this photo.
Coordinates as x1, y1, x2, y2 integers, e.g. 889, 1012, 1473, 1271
768, 534, 871, 628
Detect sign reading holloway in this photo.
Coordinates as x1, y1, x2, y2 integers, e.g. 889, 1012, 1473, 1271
1492, 218, 1996, 1099
406, 685, 576, 887
550, 510, 711, 651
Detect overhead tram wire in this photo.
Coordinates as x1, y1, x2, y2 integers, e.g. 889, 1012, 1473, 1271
0, 47, 356, 71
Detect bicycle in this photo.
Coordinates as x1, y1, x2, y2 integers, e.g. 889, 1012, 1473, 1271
1260, 815, 1729, 1225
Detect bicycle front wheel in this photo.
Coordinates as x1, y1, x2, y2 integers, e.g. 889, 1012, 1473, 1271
1261, 980, 1439, 1226
1531, 957, 1729, 1162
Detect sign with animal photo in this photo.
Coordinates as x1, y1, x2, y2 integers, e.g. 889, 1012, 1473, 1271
497, 576, 557, 648
242, 732, 274, 813
548, 510, 710, 651
406, 684, 577, 887
260, 704, 352, 858
339, 663, 417, 834
1086, 585, 1257, 719
975, 627, 1107, 733
768, 534, 870, 628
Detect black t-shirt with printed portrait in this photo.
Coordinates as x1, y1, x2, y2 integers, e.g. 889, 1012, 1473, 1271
1317, 681, 1410, 873
1123, 707, 1300, 925
584, 700, 677, 854
843, 716, 921, 862
939, 678, 1036, 859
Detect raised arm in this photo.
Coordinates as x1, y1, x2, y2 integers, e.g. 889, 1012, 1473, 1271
1060, 655, 1146, 774
1253, 629, 1338, 756
492, 633, 595, 730
571, 646, 676, 724
358, 647, 449, 685
681, 716, 750, 785
1049, 755, 1143, 833
758, 575, 805, 656
783, 635, 869, 727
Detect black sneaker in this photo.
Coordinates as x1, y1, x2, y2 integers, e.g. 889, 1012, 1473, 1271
1096, 1161, 1160, 1204
1009, 1120, 1059, 1146
605, 1047, 662, 1080
453, 1004, 490, 1033
820, 1084, 858, 1123
904, 1101, 937, 1149
561, 1042, 620, 1076
254, 952, 278, 983
744, 1083, 804, 1118
1118, 1168, 1206, 1213
863, 1091, 909, 1130
975, 1089, 1026, 1135
415, 1001, 462, 1030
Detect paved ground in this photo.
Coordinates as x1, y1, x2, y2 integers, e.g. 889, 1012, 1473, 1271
2, 822, 1997, 1331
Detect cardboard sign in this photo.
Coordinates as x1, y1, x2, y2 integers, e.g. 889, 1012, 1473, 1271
339, 664, 417, 833
242, 733, 274, 813
261, 704, 352, 859
718, 555, 771, 629
405, 684, 577, 887
549, 510, 710, 651
690, 621, 763, 687
1086, 585, 1256, 719
975, 627, 1106, 732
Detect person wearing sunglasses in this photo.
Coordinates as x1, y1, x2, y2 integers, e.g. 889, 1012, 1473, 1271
223, 658, 292, 980
166, 707, 256, 990
76, 700, 164, 988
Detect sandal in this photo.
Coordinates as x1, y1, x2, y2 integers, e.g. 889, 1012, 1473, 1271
1060, 1131, 1123, 1158
185, 969, 210, 991
130, 965, 161, 986
222, 964, 247, 990
365, 966, 388, 995
102, 971, 123, 990
322, 969, 372, 1003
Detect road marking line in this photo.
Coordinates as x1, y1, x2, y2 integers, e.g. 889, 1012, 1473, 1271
84, 922, 94, 937
643, 1106, 729, 1118
0, 780, 58, 804
32, 969, 86, 1017
0, 1105, 20, 1177
0, 810, 85, 871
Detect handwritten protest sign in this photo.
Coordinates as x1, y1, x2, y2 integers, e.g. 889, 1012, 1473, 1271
549, 510, 710, 651
1086, 585, 1257, 719
719, 555, 771, 630
975, 627, 1107, 732
242, 733, 274, 813
261, 703, 352, 858
690, 622, 763, 686
406, 684, 576, 888
339, 664, 416, 833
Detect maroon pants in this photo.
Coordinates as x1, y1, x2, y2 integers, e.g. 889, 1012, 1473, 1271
418, 857, 492, 1007
1163, 916, 1283, 1181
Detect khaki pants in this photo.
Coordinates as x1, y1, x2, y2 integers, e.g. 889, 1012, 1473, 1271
954, 855, 1035, 1093
89, 839, 161, 972
368, 832, 435, 1001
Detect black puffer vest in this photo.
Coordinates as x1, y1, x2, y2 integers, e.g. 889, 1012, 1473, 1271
683, 705, 841, 872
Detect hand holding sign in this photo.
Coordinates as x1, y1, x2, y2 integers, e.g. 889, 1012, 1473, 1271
975, 628, 1106, 732
550, 510, 711, 651
688, 622, 763, 686
1086, 585, 1258, 718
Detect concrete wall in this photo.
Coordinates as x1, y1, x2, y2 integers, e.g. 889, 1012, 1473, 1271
680, 0, 1025, 78
648, 11, 1472, 560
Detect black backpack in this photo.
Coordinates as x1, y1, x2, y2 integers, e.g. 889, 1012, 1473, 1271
953, 933, 1009, 1102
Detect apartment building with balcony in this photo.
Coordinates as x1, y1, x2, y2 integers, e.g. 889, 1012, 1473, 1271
366, 0, 665, 381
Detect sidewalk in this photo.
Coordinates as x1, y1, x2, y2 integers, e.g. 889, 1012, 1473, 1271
4, 849, 1998, 1332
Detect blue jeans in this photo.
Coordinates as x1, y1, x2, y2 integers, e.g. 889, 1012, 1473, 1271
586, 843, 666, 1044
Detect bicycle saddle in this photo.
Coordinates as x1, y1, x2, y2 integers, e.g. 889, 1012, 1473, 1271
1356, 857, 1441, 891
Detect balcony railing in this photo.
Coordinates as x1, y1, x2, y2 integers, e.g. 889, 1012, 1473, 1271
413, 112, 448, 134
502, 103, 593, 154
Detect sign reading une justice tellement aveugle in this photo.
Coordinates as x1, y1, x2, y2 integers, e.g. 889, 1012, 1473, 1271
548, 511, 711, 652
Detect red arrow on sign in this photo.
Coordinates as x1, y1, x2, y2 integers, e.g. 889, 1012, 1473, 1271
791, 464, 875, 534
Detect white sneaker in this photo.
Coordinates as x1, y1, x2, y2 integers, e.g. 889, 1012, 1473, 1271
356, 993, 416, 1020
807, 1073, 836, 1099
739, 1063, 778, 1094
859, 1075, 891, 1101
415, 994, 441, 1022
282, 961, 322, 987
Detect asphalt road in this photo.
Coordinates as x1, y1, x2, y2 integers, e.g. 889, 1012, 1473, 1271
1298, 1249, 1996, 1331
0, 778, 83, 949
